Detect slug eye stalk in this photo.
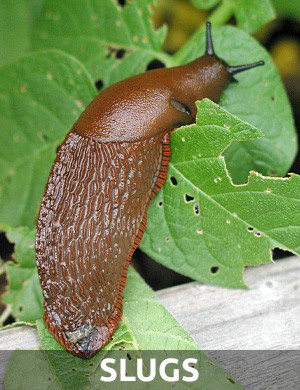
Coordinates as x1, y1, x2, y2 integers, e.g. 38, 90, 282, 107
206, 21, 215, 56
205, 21, 264, 77
227, 61, 265, 75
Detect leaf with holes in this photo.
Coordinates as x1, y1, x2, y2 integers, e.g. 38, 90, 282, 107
33, 0, 168, 85
0, 50, 97, 228
0, 225, 43, 323
5, 267, 243, 390
141, 99, 300, 288
175, 25, 297, 184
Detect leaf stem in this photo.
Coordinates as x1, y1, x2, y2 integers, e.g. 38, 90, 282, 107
172, 0, 234, 65
208, 0, 234, 27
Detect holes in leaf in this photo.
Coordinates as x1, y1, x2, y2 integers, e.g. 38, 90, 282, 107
184, 194, 194, 203
210, 266, 219, 274
196, 228, 203, 234
247, 226, 254, 232
18, 305, 23, 312
3, 314, 15, 326
165, 237, 170, 242
71, 368, 77, 372
116, 49, 126, 59
146, 59, 165, 71
106, 47, 113, 59
40, 133, 48, 141
158, 201, 163, 208
254, 231, 261, 237
170, 176, 178, 186
127, 353, 132, 360
227, 378, 235, 384
118, 0, 126, 6
193, 204, 200, 215
95, 79, 104, 91
107, 47, 127, 60
0, 232, 15, 261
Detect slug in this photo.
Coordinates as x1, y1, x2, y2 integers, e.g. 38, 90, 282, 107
35, 22, 264, 358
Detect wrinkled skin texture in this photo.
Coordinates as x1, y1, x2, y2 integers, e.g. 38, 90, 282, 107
36, 38, 255, 357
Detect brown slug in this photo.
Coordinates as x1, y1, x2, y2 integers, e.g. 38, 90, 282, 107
35, 22, 264, 358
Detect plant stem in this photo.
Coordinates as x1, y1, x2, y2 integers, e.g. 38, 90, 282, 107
173, 0, 234, 64
208, 0, 234, 27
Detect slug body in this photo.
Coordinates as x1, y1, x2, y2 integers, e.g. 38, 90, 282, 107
35, 23, 264, 358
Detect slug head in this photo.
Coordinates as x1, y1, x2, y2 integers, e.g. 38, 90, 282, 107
182, 22, 264, 117
206, 22, 264, 78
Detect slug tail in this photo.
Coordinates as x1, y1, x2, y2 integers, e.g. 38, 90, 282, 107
37, 130, 171, 359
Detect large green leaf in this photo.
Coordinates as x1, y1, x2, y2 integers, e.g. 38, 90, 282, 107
140, 99, 300, 287
4, 267, 243, 390
33, 0, 169, 84
0, 50, 97, 228
175, 26, 297, 183
1, 225, 43, 323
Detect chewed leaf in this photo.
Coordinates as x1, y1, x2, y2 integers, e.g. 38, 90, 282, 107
141, 99, 300, 288
175, 25, 297, 184
33, 0, 168, 84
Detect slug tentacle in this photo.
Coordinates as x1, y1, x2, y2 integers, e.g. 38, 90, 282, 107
205, 21, 215, 56
227, 61, 265, 75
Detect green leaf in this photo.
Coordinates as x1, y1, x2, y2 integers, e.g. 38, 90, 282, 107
191, 0, 221, 10
0, 50, 97, 228
1, 225, 43, 322
4, 350, 62, 390
175, 25, 297, 184
140, 99, 300, 287
230, 0, 276, 33
5, 267, 243, 390
33, 0, 169, 84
